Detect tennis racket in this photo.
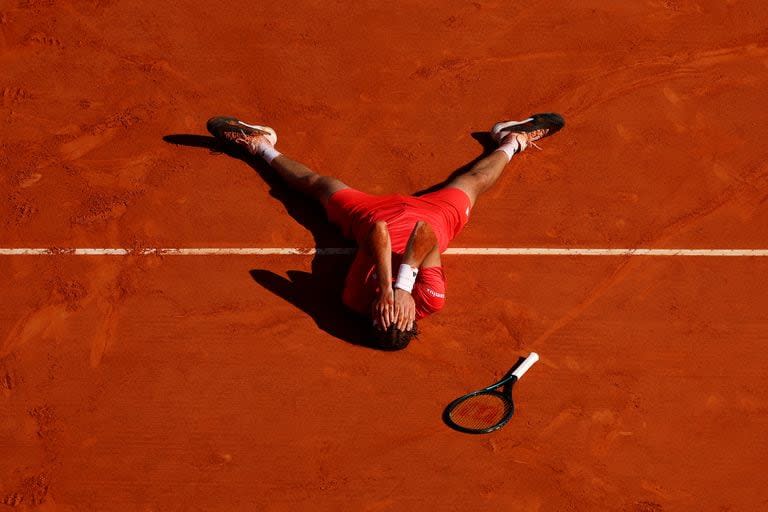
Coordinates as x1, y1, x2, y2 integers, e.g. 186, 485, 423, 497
444, 352, 539, 434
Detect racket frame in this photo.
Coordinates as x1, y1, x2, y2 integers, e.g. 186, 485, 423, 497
443, 352, 539, 434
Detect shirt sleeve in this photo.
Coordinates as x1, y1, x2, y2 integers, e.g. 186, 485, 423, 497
412, 266, 446, 319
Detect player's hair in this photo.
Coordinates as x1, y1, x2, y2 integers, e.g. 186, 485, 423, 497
371, 322, 419, 350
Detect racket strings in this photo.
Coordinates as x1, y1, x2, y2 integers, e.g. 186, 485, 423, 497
448, 393, 511, 431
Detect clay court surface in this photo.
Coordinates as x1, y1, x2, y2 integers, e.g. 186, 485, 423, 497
2, 1, 768, 510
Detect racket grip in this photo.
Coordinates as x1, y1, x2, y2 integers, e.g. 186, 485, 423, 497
512, 352, 539, 380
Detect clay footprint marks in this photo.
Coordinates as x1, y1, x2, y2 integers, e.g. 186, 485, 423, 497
59, 103, 158, 161
0, 353, 22, 397
1, 262, 140, 368
23, 30, 62, 48
1, 86, 32, 106
1, 472, 50, 508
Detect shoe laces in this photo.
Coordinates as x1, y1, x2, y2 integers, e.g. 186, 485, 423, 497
235, 129, 271, 152
504, 128, 547, 151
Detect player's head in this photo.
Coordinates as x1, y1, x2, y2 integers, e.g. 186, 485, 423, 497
371, 322, 418, 350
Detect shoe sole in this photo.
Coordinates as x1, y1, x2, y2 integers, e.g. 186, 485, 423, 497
207, 116, 277, 146
491, 113, 564, 143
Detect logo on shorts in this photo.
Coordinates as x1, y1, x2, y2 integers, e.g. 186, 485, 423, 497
425, 287, 445, 299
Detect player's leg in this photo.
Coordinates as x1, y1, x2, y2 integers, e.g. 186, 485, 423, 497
445, 113, 565, 206
446, 150, 509, 207
268, 154, 348, 207
207, 116, 347, 206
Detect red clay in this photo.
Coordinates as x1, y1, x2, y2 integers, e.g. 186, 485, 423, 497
2, 1, 768, 510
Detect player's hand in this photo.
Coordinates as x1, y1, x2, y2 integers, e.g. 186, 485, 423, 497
373, 286, 395, 330
393, 288, 416, 331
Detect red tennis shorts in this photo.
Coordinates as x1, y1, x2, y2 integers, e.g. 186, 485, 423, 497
326, 186, 472, 253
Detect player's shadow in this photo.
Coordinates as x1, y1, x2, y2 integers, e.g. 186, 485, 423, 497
248, 267, 378, 346
162, 131, 494, 348
162, 133, 375, 347
162, 134, 348, 249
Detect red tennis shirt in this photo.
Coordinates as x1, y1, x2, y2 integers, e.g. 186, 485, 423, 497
326, 187, 471, 319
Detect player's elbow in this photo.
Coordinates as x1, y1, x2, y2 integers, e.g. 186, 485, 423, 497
367, 221, 388, 242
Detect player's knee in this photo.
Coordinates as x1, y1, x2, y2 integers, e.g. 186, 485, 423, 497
451, 174, 486, 200
468, 170, 493, 190
297, 174, 328, 200
298, 173, 321, 188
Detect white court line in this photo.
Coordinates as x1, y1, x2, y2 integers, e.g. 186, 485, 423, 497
0, 247, 767, 256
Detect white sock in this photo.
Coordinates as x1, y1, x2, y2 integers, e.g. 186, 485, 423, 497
245, 137, 281, 165
257, 144, 281, 165
493, 137, 520, 162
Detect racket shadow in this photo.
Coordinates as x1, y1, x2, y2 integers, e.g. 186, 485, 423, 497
442, 354, 527, 434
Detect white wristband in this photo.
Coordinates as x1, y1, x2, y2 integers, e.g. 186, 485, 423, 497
394, 264, 418, 293
260, 146, 282, 165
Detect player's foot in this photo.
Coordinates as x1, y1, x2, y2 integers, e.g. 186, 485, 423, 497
491, 113, 564, 153
206, 116, 277, 156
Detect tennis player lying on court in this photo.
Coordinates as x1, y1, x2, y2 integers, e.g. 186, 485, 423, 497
207, 113, 564, 349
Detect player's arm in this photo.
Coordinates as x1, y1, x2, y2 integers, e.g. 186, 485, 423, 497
393, 221, 439, 331
365, 220, 395, 329
401, 220, 438, 269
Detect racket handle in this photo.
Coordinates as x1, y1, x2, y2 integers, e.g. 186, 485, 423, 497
512, 352, 539, 380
